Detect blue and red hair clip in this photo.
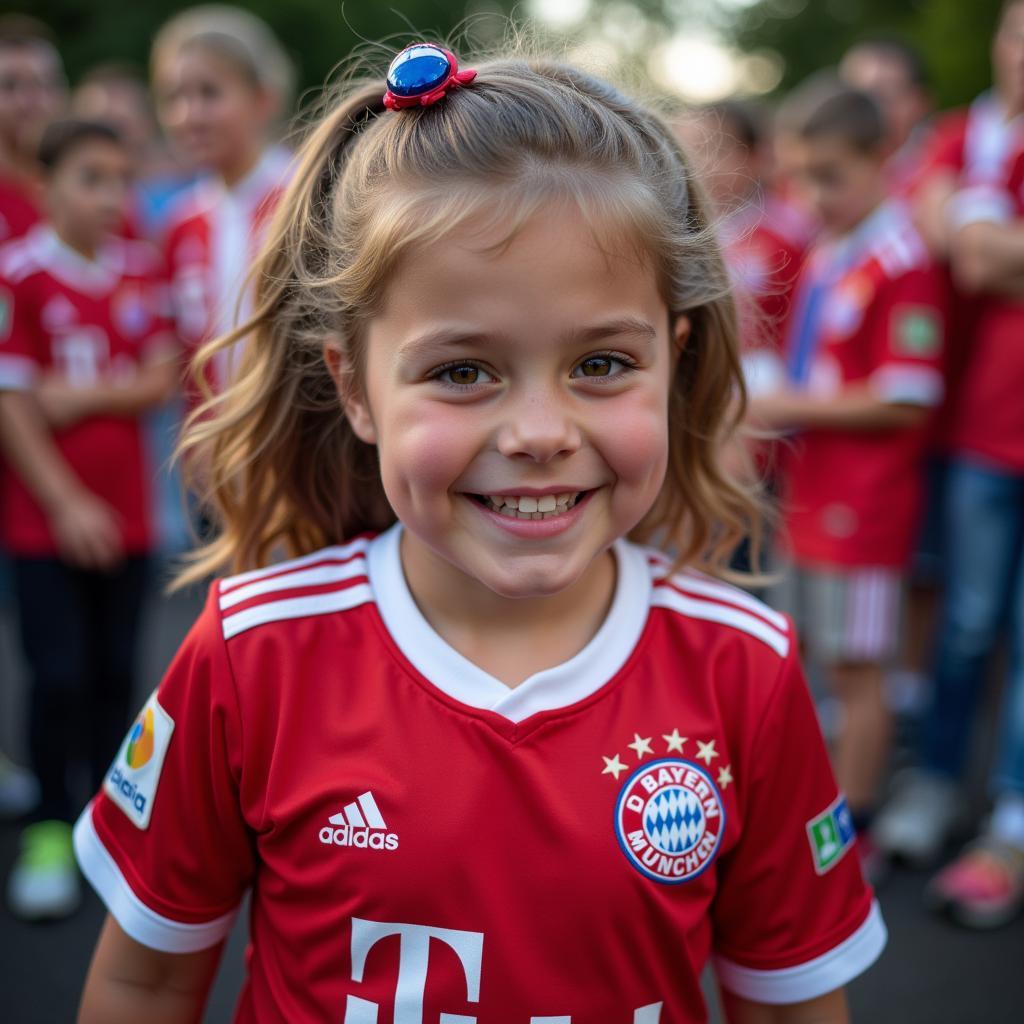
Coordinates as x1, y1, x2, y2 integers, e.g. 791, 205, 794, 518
383, 43, 477, 110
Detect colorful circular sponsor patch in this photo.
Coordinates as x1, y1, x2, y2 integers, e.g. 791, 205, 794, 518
125, 707, 155, 769
614, 758, 725, 884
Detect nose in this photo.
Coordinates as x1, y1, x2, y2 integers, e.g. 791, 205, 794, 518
495, 387, 581, 464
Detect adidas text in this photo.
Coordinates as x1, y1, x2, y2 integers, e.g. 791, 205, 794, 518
320, 824, 399, 850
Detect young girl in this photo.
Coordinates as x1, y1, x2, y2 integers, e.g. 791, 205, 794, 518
151, 5, 294, 395
74, 45, 885, 1022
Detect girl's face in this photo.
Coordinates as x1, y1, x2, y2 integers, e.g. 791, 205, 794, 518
337, 202, 688, 601
155, 45, 270, 171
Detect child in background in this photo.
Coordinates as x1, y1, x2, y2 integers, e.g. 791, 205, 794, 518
0, 120, 178, 920
0, 16, 65, 244
750, 82, 948, 873
74, 46, 883, 1023
152, 5, 294, 398
0, 14, 65, 823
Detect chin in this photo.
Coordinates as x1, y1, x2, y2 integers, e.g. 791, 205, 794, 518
476, 551, 597, 601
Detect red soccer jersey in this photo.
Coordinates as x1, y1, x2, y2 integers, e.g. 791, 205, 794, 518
0, 172, 42, 245
0, 225, 173, 555
75, 528, 885, 1023
163, 148, 291, 397
932, 97, 1024, 472
781, 202, 948, 569
910, 94, 1024, 457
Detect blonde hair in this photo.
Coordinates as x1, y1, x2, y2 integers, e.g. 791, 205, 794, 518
174, 50, 764, 588
151, 4, 294, 115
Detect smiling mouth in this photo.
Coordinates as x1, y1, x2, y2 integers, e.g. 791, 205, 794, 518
470, 491, 589, 520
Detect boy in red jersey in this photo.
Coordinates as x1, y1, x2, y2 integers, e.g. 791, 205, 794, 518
749, 82, 948, 871
0, 119, 178, 921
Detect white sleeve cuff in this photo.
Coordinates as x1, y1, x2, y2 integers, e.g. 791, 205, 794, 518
0, 354, 37, 390
73, 801, 240, 953
713, 899, 887, 1004
947, 186, 1014, 230
870, 364, 945, 407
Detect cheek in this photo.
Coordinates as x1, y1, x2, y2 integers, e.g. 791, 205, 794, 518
595, 387, 671, 490
377, 400, 483, 500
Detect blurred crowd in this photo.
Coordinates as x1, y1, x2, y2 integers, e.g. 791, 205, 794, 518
0, 0, 1022, 947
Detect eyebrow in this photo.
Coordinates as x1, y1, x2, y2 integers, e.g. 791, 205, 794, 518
398, 316, 659, 357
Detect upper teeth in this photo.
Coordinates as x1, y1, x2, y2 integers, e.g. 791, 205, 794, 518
484, 492, 579, 517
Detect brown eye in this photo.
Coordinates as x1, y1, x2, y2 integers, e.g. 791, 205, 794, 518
437, 363, 493, 386
579, 357, 612, 377
448, 365, 478, 385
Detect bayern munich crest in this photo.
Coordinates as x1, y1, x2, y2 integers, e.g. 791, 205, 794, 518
614, 758, 726, 884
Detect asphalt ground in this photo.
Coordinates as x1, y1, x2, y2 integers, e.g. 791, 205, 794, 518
1, 565, 1022, 1022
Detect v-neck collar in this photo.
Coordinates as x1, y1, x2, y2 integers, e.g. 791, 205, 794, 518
366, 524, 652, 724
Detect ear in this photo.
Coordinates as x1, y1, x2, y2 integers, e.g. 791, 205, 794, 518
323, 335, 377, 445
671, 314, 691, 365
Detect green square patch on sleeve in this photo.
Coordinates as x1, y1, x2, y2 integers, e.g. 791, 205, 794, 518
893, 305, 942, 357
806, 794, 856, 875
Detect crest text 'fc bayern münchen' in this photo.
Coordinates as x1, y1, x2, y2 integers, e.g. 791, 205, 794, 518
615, 758, 726, 884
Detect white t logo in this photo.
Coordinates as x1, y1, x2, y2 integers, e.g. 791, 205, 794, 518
344, 918, 484, 1024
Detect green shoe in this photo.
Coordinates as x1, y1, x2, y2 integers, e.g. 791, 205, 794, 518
6, 819, 81, 921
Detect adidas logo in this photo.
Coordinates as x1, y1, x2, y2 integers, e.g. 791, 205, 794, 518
319, 791, 399, 851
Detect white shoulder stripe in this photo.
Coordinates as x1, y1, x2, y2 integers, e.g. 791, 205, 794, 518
652, 567, 789, 632
218, 557, 368, 610
219, 537, 370, 593
651, 587, 790, 657
222, 582, 373, 639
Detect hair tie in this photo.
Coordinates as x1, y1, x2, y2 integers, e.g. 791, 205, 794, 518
383, 44, 477, 110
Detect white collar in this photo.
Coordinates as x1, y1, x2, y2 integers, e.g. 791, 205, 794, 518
366, 523, 652, 723
198, 146, 293, 212
29, 226, 123, 296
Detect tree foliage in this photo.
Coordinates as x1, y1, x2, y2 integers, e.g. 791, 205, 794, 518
731, 0, 1007, 109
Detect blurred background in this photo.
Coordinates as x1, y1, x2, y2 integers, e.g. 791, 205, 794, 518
1, 1, 1023, 1021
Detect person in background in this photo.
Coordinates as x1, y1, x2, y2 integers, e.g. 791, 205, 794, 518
73, 63, 199, 555
0, 13, 65, 828
873, 0, 1024, 929
73, 63, 197, 240
0, 120, 178, 921
750, 82, 949, 878
0, 15, 65, 245
151, 5, 294, 402
840, 36, 935, 201
841, 37, 945, 724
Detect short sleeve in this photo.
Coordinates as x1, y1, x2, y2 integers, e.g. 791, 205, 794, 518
73, 583, 255, 953
867, 268, 947, 408
711, 641, 886, 1004
0, 275, 41, 391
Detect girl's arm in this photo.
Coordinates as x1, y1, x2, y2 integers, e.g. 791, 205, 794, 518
721, 986, 849, 1024
79, 915, 225, 1024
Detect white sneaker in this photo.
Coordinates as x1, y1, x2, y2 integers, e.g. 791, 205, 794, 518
872, 771, 966, 866
0, 752, 39, 820
6, 820, 81, 921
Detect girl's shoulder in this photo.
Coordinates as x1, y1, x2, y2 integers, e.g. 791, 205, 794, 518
640, 546, 793, 663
